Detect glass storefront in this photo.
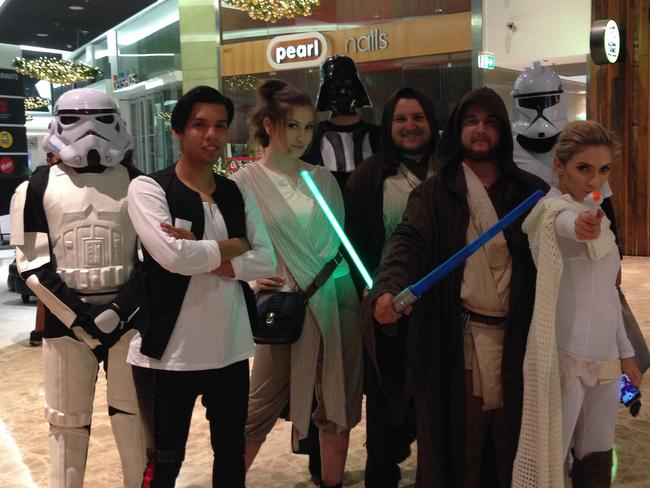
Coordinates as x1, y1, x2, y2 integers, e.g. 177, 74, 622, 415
116, 0, 181, 85
129, 86, 182, 174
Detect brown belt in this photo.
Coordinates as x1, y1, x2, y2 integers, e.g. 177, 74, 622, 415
462, 309, 507, 326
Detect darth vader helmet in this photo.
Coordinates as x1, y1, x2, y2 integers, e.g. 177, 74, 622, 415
512, 62, 568, 140
316, 55, 371, 116
43, 88, 133, 168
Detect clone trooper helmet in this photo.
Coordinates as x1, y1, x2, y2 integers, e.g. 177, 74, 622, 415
44, 88, 133, 168
316, 55, 371, 116
512, 62, 568, 140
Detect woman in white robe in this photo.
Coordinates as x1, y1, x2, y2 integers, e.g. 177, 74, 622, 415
232, 79, 363, 488
513, 120, 643, 488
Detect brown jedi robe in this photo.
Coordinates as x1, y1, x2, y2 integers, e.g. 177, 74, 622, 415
361, 88, 548, 487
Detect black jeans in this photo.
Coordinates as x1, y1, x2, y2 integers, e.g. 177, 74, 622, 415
132, 360, 249, 488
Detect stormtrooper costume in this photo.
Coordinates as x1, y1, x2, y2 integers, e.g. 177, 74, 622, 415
10, 88, 145, 488
512, 61, 569, 183
302, 55, 380, 189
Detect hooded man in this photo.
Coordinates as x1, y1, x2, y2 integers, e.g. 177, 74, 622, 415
365, 87, 547, 487
345, 86, 439, 487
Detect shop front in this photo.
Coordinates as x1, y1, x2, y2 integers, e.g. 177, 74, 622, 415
217, 0, 474, 158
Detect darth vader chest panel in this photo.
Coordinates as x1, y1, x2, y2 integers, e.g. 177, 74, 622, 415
43, 164, 137, 293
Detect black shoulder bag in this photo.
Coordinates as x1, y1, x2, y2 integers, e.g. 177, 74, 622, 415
253, 251, 344, 345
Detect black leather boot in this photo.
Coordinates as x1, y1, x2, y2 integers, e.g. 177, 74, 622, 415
572, 449, 612, 488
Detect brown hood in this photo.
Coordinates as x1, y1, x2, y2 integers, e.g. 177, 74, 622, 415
434, 87, 520, 182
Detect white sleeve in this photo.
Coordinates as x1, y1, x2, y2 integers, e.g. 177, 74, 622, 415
555, 209, 580, 241
229, 180, 277, 281
127, 176, 222, 276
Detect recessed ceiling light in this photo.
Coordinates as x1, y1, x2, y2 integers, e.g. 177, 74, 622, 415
66, 44, 73, 48
36, 33, 49, 37
68, 5, 84, 10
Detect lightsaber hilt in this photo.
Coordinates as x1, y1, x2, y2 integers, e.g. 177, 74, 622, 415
392, 287, 418, 314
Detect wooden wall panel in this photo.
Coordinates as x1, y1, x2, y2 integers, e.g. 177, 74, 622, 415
589, 0, 650, 255
337, 0, 393, 22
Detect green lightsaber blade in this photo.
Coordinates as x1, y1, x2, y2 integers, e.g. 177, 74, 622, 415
300, 169, 373, 289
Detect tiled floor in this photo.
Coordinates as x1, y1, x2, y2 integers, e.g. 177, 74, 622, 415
0, 250, 648, 487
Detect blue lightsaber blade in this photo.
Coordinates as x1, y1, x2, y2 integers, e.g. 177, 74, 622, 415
392, 189, 544, 313
300, 169, 374, 289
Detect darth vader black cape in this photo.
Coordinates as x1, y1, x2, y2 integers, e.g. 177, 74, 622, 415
361, 88, 547, 487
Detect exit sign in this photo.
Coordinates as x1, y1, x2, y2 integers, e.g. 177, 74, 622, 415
478, 52, 495, 69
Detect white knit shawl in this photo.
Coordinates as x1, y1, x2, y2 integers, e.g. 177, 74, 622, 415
512, 192, 616, 487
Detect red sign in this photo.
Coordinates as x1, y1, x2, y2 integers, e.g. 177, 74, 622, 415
0, 156, 15, 174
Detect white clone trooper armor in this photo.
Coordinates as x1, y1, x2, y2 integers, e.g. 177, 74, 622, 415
10, 88, 145, 488
512, 61, 568, 182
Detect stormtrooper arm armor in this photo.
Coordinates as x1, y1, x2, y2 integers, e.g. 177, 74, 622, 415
16, 174, 89, 327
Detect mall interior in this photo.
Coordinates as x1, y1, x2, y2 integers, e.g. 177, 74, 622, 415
0, 0, 649, 487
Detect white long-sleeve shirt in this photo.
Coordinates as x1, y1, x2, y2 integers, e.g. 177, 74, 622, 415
126, 175, 276, 371
548, 187, 634, 362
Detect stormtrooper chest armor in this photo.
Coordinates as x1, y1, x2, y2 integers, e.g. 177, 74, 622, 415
43, 164, 137, 293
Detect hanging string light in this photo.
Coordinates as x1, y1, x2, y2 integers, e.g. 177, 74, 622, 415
223, 0, 320, 23
24, 96, 51, 111
224, 74, 257, 93
154, 111, 172, 121
13, 57, 102, 85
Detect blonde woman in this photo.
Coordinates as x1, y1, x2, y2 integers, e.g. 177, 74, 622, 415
513, 120, 643, 487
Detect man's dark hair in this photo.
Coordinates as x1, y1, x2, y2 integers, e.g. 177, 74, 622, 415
380, 87, 439, 173
171, 85, 235, 134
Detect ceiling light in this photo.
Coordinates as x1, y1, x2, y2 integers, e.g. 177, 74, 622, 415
69, 5, 84, 10
36, 33, 49, 37
20, 45, 71, 54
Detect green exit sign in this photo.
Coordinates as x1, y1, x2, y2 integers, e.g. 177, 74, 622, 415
478, 52, 495, 69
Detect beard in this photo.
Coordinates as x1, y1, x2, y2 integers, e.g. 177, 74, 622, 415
395, 131, 430, 156
463, 145, 498, 162
397, 144, 426, 156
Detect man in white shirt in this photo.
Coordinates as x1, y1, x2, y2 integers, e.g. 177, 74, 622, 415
126, 85, 275, 487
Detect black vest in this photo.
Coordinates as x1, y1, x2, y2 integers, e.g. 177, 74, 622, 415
136, 164, 255, 359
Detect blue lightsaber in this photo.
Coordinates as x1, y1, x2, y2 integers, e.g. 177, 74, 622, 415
392, 189, 544, 313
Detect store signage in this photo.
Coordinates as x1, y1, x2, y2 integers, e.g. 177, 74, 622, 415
478, 51, 495, 69
0, 125, 26, 152
344, 29, 388, 54
0, 156, 15, 175
590, 19, 621, 64
267, 32, 329, 70
0, 130, 13, 149
0, 97, 25, 125
0, 69, 23, 97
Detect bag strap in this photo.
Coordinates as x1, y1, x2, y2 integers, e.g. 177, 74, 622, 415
303, 250, 344, 301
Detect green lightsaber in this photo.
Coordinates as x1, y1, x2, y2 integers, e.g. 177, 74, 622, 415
300, 169, 373, 289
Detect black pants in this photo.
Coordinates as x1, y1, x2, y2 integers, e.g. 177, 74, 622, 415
364, 351, 416, 487
132, 360, 249, 488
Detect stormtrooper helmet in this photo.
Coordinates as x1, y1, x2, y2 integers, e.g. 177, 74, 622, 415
316, 55, 371, 116
512, 62, 568, 140
43, 88, 133, 168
